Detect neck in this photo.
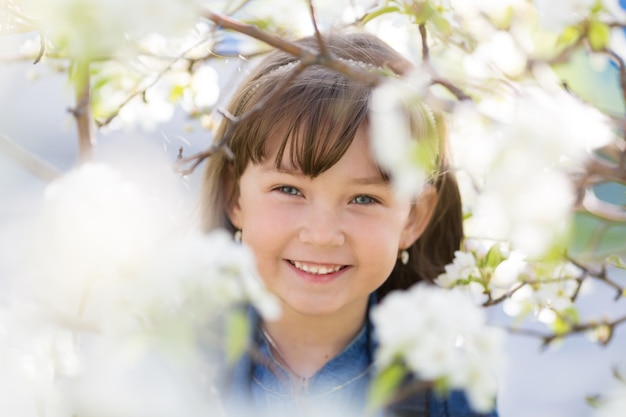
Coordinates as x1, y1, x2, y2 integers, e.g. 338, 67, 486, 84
261, 299, 368, 379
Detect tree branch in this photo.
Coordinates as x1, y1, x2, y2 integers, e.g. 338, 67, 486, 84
202, 9, 382, 86
499, 314, 626, 347
605, 49, 626, 149
584, 152, 626, 185
483, 282, 526, 307
70, 60, 95, 162
419, 23, 429, 62
431, 77, 472, 101
566, 255, 625, 301
0, 132, 62, 182
575, 187, 626, 223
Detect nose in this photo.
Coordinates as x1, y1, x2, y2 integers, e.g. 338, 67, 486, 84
299, 205, 345, 247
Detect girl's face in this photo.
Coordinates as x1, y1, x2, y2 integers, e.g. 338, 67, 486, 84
228, 125, 435, 319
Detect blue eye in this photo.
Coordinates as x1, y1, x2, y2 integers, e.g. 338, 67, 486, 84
352, 195, 377, 205
277, 186, 302, 196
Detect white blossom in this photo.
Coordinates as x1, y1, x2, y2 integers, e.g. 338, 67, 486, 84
593, 383, 626, 417
68, 344, 218, 417
372, 284, 504, 412
181, 65, 220, 112
19, 162, 279, 337
609, 26, 626, 60
117, 95, 175, 132
435, 250, 479, 288
502, 264, 580, 321
134, 230, 281, 327
491, 251, 527, 298
370, 73, 433, 199
468, 31, 527, 78
460, 85, 614, 257
0, 301, 75, 417
463, 238, 489, 259
534, 0, 596, 33
602, 0, 626, 20
19, 0, 201, 58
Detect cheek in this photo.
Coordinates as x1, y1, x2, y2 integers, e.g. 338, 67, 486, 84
354, 217, 404, 266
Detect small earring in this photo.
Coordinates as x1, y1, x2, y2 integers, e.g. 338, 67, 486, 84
400, 249, 409, 265
234, 230, 242, 243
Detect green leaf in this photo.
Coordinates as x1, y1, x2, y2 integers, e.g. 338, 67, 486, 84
591, 0, 604, 14
557, 25, 582, 47
225, 308, 250, 364
414, 3, 435, 25
367, 362, 408, 411
485, 244, 504, 268
588, 20, 610, 51
568, 212, 626, 260
360, 5, 401, 25
552, 307, 580, 336
430, 10, 451, 36
606, 255, 626, 269
586, 394, 603, 409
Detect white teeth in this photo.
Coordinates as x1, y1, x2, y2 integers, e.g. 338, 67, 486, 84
293, 261, 342, 275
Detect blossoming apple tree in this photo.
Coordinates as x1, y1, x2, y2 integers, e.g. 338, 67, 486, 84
0, 0, 625, 416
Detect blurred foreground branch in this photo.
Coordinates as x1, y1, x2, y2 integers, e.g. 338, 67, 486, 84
0, 132, 61, 182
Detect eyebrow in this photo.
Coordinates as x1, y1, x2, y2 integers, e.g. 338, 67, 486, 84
266, 166, 388, 187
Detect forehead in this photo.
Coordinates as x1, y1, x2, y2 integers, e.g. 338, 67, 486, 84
262, 122, 385, 178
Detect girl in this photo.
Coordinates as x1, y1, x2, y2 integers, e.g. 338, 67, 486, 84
200, 31, 497, 417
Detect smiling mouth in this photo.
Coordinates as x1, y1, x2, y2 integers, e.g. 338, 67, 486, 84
288, 260, 346, 275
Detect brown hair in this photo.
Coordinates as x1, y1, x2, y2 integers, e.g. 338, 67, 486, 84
200, 31, 463, 299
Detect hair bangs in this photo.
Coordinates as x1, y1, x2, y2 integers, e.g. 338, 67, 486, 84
242, 66, 372, 178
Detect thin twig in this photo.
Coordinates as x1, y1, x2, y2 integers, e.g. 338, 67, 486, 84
96, 36, 217, 128
605, 49, 626, 170
418, 23, 471, 101
176, 63, 307, 175
498, 314, 626, 347
483, 282, 526, 306
0, 132, 62, 182
307, 0, 329, 58
33, 31, 46, 64
567, 255, 625, 301
431, 78, 471, 101
419, 23, 429, 62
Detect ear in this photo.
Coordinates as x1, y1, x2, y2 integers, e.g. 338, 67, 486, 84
399, 184, 438, 249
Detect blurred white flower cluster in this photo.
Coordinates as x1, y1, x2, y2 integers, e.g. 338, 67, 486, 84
534, 0, 596, 32
2, 162, 279, 417
18, 0, 201, 58
372, 283, 505, 412
451, 84, 614, 258
92, 54, 221, 132
433, 238, 594, 337
594, 381, 626, 417
502, 262, 583, 326
370, 72, 435, 199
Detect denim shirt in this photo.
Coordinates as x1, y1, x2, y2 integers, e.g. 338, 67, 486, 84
222, 298, 499, 417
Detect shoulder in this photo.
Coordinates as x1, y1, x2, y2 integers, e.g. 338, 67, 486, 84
384, 388, 498, 417
429, 390, 499, 417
